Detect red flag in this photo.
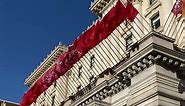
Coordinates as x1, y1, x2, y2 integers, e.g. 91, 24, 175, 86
84, 25, 99, 49
20, 93, 30, 106
182, 0, 185, 17
126, 2, 138, 22
172, 0, 183, 16
98, 0, 128, 40
20, 1, 129, 106
54, 61, 67, 76
68, 40, 78, 52
76, 33, 89, 55
116, 1, 128, 24
20, 88, 37, 106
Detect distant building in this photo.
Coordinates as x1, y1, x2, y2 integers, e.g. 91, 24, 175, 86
24, 0, 185, 106
0, 99, 19, 106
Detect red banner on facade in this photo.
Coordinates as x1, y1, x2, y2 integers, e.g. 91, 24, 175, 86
183, 0, 185, 17
172, 0, 183, 16
20, 1, 138, 106
126, 2, 139, 22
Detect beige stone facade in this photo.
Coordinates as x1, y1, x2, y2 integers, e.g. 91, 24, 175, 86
25, 0, 185, 106
0, 99, 19, 106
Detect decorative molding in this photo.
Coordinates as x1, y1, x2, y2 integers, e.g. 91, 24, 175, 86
144, 0, 161, 17
90, 0, 111, 16
87, 100, 111, 106
68, 32, 185, 106
25, 44, 67, 87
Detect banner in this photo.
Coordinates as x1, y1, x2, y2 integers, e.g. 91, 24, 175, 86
20, 1, 138, 106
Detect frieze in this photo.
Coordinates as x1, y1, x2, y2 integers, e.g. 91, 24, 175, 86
70, 49, 185, 106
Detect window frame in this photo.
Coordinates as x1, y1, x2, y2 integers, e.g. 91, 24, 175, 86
151, 12, 160, 30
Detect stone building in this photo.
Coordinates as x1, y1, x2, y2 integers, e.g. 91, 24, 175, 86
0, 99, 19, 106
24, 0, 185, 106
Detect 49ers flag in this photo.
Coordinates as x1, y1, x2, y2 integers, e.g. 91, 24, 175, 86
20, 1, 138, 106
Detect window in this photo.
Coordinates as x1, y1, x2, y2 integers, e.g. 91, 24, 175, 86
51, 95, 55, 106
151, 12, 160, 29
124, 20, 128, 26
53, 81, 57, 88
90, 55, 95, 68
78, 65, 82, 78
149, 0, 155, 5
126, 32, 133, 50
77, 84, 81, 91
40, 93, 45, 106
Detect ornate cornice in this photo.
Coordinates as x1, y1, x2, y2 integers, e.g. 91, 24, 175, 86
25, 43, 67, 87
90, 0, 112, 16
68, 32, 185, 106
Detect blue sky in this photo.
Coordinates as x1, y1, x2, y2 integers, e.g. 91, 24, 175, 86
0, 0, 96, 103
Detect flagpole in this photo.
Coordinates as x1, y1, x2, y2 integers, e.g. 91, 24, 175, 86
103, 39, 122, 62
84, 53, 104, 75
91, 47, 110, 68
65, 72, 73, 98
111, 33, 128, 56
87, 51, 105, 71
163, 12, 173, 33
169, 17, 180, 38
81, 58, 99, 77
135, 16, 150, 33
119, 23, 135, 40
71, 70, 83, 93
72, 66, 88, 88
105, 38, 124, 60
137, 13, 151, 32
166, 16, 177, 36
57, 77, 68, 99
174, 20, 184, 44
120, 21, 140, 41
78, 59, 95, 76
56, 79, 67, 99
98, 43, 116, 66
71, 71, 81, 90
132, 20, 145, 37
74, 62, 90, 84
69, 70, 80, 92
101, 40, 120, 63
125, 20, 142, 41
164, 14, 175, 34
76, 51, 99, 75
67, 73, 77, 93
104, 35, 126, 59
176, 26, 184, 47
81, 59, 98, 79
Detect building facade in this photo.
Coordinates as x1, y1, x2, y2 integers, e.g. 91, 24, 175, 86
24, 0, 185, 106
0, 99, 19, 106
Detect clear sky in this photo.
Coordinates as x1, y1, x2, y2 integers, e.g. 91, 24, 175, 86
0, 0, 96, 103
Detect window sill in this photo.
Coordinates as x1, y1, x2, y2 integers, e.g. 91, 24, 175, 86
144, 0, 161, 17
153, 26, 164, 33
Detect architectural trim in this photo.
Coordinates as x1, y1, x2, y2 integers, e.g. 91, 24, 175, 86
25, 43, 67, 87
68, 32, 185, 106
